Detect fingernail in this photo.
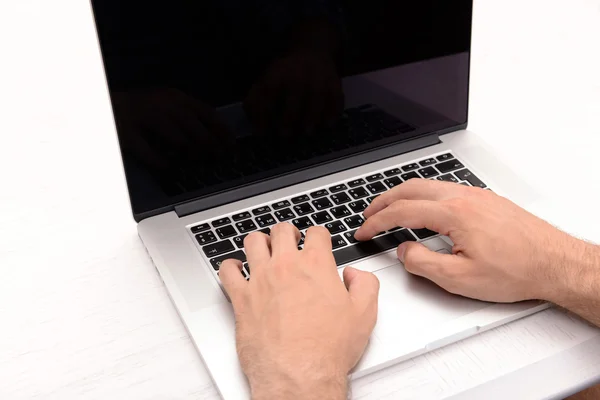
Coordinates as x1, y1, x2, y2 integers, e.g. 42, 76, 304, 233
397, 243, 408, 262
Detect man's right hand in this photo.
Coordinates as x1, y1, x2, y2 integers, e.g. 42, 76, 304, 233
354, 179, 594, 305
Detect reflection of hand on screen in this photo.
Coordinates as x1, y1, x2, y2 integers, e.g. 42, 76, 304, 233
244, 19, 344, 137
112, 88, 233, 171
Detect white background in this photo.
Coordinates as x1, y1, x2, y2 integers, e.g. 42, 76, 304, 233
1, 0, 599, 398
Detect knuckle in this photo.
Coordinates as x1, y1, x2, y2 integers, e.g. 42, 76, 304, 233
444, 197, 469, 215
388, 199, 408, 214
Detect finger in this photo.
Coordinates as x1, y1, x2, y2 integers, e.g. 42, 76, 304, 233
270, 223, 301, 256
303, 226, 332, 253
355, 199, 455, 241
397, 241, 470, 287
364, 179, 464, 219
343, 267, 379, 325
219, 259, 247, 307
244, 232, 271, 269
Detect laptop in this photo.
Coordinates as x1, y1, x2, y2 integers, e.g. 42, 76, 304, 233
90, 0, 549, 398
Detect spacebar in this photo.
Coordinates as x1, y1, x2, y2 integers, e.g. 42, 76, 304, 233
333, 230, 417, 267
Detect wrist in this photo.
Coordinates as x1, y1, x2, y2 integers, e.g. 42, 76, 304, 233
249, 365, 347, 400
537, 235, 600, 306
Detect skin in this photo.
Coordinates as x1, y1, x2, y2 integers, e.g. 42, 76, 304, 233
221, 179, 600, 398
220, 224, 379, 400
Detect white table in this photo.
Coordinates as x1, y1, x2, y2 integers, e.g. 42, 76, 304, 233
1, 0, 599, 398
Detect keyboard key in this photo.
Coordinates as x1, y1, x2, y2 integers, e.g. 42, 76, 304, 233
366, 181, 387, 194
418, 167, 439, 178
312, 198, 333, 210
343, 230, 359, 244
333, 230, 417, 266
384, 176, 402, 188
349, 187, 369, 199
437, 174, 459, 183
272, 200, 291, 210
331, 205, 352, 219
436, 153, 454, 162
275, 208, 296, 222
366, 195, 378, 204
243, 262, 250, 278
411, 228, 438, 239
212, 217, 231, 228
252, 206, 271, 216
191, 223, 210, 234
436, 160, 464, 174
344, 215, 365, 229
216, 225, 237, 239
293, 217, 314, 230
233, 235, 247, 249
312, 211, 333, 225
348, 200, 368, 213
203, 239, 235, 257
325, 221, 347, 235
384, 168, 401, 177
310, 189, 329, 199
402, 163, 420, 172
210, 250, 246, 271
195, 231, 217, 245
419, 158, 437, 166
259, 227, 272, 235
459, 181, 470, 186
366, 173, 384, 182
454, 169, 487, 188
401, 171, 421, 181
291, 194, 310, 204
331, 192, 351, 205
236, 219, 257, 233
232, 212, 251, 222
331, 235, 347, 250
348, 178, 366, 187
293, 202, 315, 216
298, 231, 306, 246
329, 184, 348, 193
256, 213, 276, 227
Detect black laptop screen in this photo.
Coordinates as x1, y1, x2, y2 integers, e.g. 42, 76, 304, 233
91, 0, 472, 217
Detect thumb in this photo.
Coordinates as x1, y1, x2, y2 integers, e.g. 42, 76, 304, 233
343, 267, 380, 316
219, 259, 248, 308
397, 242, 465, 280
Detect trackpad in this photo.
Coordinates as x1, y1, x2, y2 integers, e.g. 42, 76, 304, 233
370, 263, 488, 343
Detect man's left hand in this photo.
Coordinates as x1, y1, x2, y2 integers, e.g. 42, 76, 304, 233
220, 224, 379, 400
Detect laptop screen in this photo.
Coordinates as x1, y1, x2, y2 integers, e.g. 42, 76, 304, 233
91, 0, 472, 218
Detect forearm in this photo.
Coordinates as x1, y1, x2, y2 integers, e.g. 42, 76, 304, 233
541, 237, 600, 326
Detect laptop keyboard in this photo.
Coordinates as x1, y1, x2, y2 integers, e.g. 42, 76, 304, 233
188, 152, 488, 281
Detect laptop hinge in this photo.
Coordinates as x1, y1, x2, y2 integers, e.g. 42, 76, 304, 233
174, 132, 443, 218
